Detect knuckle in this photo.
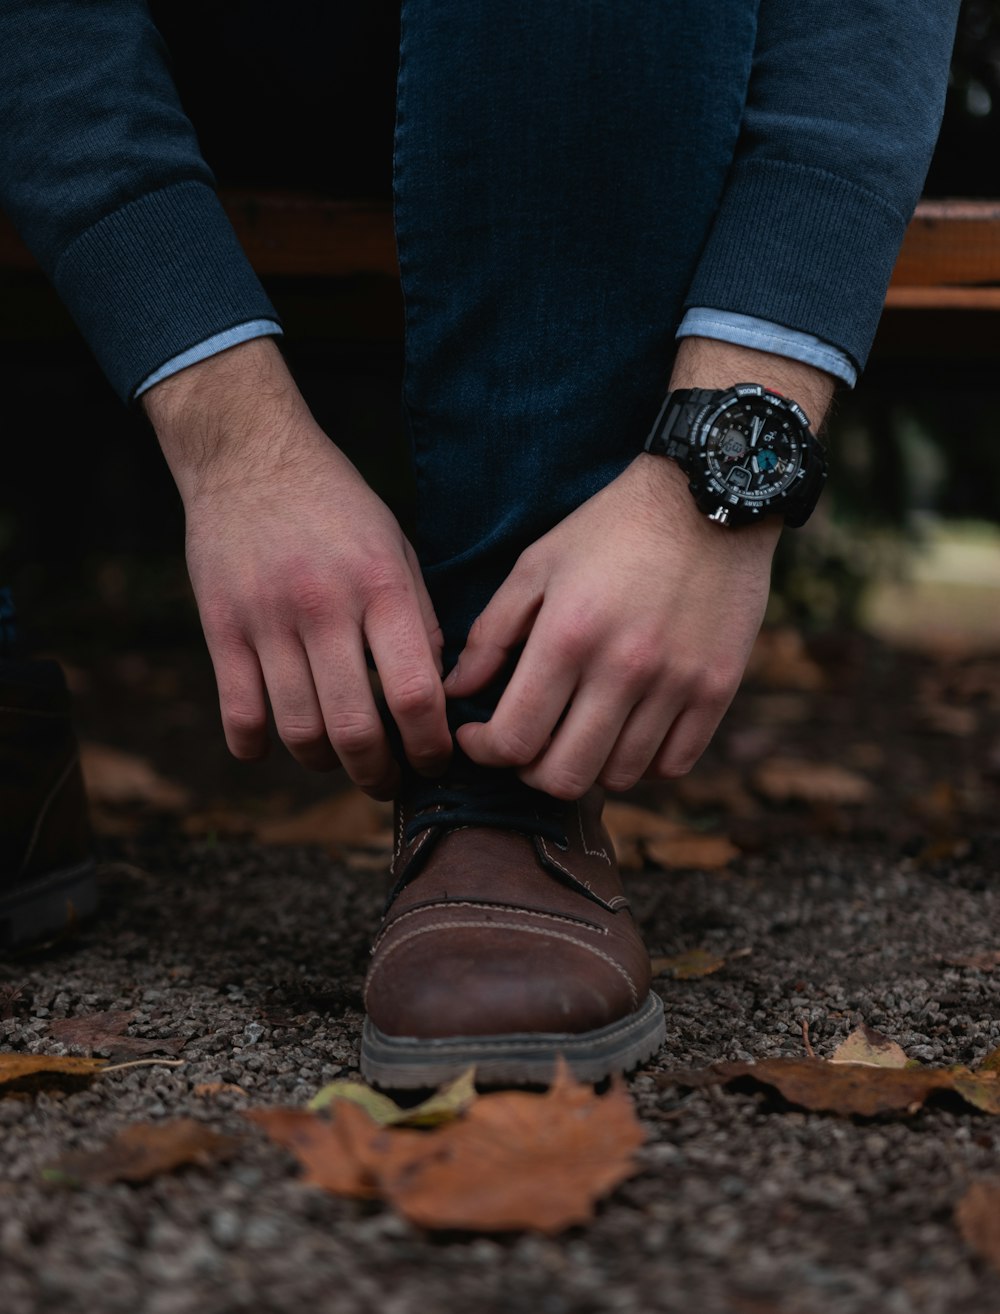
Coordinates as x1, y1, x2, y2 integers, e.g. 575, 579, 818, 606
389, 671, 441, 720
277, 717, 327, 751
224, 704, 267, 739
358, 557, 408, 607
327, 710, 382, 757
600, 769, 640, 794
656, 751, 701, 781
287, 577, 335, 627
617, 641, 660, 689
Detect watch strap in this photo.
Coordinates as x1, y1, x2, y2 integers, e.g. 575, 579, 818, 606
644, 388, 718, 463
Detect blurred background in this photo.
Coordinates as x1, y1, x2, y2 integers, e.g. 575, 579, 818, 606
0, 0, 997, 830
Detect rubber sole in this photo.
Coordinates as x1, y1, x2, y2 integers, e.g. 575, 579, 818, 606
359, 990, 666, 1089
0, 860, 98, 951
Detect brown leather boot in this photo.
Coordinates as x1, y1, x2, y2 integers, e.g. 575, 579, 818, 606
0, 660, 96, 950
360, 767, 664, 1087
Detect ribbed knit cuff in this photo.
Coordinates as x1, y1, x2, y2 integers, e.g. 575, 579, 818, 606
52, 180, 280, 402
684, 158, 909, 374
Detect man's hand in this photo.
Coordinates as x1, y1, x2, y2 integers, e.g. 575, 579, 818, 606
446, 339, 835, 799
145, 338, 450, 799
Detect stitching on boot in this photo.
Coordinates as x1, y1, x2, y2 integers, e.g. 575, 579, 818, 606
365, 918, 639, 1009
372, 900, 611, 951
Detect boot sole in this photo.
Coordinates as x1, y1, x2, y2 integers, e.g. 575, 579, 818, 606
359, 990, 666, 1089
0, 860, 98, 951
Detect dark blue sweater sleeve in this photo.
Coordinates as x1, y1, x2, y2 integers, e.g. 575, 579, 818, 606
0, 0, 279, 401
684, 1, 961, 373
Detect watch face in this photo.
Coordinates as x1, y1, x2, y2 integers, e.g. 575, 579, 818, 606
696, 389, 810, 514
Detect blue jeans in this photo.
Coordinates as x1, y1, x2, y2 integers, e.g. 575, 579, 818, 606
394, 0, 754, 677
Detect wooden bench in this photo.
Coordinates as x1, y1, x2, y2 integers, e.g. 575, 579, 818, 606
1, 195, 998, 356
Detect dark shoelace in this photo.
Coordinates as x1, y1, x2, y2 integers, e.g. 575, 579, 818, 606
403, 774, 569, 850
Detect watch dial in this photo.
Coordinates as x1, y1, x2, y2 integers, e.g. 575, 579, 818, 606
700, 395, 806, 510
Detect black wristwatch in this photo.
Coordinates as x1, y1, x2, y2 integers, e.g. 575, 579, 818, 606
644, 383, 828, 527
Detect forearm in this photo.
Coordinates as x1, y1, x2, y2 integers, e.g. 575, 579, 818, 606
143, 338, 332, 504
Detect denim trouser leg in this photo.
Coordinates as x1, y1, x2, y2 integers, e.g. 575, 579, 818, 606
394, 1, 755, 684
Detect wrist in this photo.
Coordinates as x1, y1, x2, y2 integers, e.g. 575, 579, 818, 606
144, 338, 322, 502
668, 337, 835, 433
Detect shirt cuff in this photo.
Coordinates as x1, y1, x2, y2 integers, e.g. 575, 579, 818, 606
132, 319, 284, 399
677, 308, 858, 389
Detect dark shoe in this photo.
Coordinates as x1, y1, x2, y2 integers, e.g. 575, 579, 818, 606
0, 660, 96, 950
360, 767, 665, 1087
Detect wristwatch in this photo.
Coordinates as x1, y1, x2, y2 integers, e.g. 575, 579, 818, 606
644, 383, 828, 527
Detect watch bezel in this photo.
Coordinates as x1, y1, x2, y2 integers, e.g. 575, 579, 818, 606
684, 384, 819, 526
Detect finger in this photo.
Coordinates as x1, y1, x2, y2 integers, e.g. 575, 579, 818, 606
365, 592, 452, 777
455, 615, 579, 768
597, 695, 683, 793
404, 540, 445, 677
518, 683, 637, 800
309, 631, 400, 799
444, 568, 543, 697
647, 702, 725, 780
256, 640, 339, 772
207, 632, 270, 762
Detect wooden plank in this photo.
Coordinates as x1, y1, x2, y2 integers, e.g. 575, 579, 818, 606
2, 193, 1000, 303
884, 286, 1000, 309
891, 200, 1000, 288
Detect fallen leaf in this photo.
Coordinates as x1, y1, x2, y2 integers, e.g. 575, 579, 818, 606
651, 949, 728, 980
658, 1057, 952, 1116
956, 1180, 1000, 1274
0, 1054, 107, 1096
247, 1103, 395, 1198
48, 1010, 186, 1059
79, 743, 190, 811
255, 790, 392, 853
658, 1042, 1000, 1118
603, 804, 738, 871
646, 833, 740, 871
746, 628, 826, 692
310, 1068, 477, 1128
674, 769, 758, 818
830, 1025, 909, 1069
0, 984, 23, 1020
47, 1118, 239, 1186
385, 1064, 644, 1233
751, 757, 874, 806
251, 1060, 645, 1233
603, 802, 686, 846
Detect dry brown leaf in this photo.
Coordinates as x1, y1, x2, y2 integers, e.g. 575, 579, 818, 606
659, 1042, 1000, 1118
79, 743, 190, 812
646, 833, 740, 871
255, 790, 392, 852
674, 769, 758, 818
247, 1103, 402, 1198
956, 1180, 1000, 1274
830, 1025, 909, 1069
250, 1060, 644, 1234
658, 1057, 953, 1116
751, 757, 874, 806
651, 949, 728, 980
603, 804, 737, 871
603, 802, 686, 846
47, 1118, 240, 1186
746, 628, 826, 692
49, 1010, 185, 1059
385, 1065, 644, 1233
0, 1054, 107, 1096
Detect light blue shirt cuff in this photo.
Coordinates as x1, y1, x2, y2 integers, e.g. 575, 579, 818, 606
677, 308, 857, 388
132, 319, 284, 399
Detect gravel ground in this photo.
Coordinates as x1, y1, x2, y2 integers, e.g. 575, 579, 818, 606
2, 640, 1000, 1314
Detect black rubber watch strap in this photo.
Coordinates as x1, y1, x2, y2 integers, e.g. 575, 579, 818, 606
644, 388, 717, 462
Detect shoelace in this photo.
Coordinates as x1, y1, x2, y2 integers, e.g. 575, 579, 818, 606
403, 775, 569, 849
